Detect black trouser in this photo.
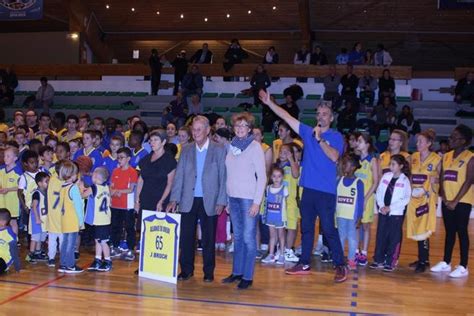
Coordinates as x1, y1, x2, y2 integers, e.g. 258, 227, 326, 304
373, 214, 404, 267
179, 198, 217, 276
111, 208, 136, 250
418, 239, 430, 263
173, 73, 185, 95
151, 72, 161, 95
442, 202, 472, 268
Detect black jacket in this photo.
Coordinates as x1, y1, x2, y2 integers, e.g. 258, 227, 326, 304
189, 49, 213, 64
172, 56, 189, 76
250, 72, 271, 90
149, 55, 162, 75
310, 52, 328, 65
224, 46, 248, 64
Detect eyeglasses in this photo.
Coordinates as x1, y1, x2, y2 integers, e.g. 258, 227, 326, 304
234, 124, 249, 129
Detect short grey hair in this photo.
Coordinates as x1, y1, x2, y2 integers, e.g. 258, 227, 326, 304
149, 129, 167, 142
316, 101, 333, 114
192, 115, 210, 128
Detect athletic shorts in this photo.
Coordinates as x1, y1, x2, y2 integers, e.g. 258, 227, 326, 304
31, 232, 47, 242
286, 205, 301, 230
94, 225, 111, 242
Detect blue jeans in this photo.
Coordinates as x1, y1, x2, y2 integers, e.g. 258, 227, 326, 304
337, 217, 358, 261
228, 197, 257, 281
60, 232, 78, 268
300, 188, 344, 266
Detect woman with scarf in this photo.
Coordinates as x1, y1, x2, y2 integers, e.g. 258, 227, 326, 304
222, 112, 267, 290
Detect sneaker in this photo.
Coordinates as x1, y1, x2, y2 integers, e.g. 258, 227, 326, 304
228, 242, 234, 253
294, 245, 302, 256
320, 252, 333, 263
110, 247, 122, 258
449, 265, 469, 278
357, 254, 368, 266
276, 255, 285, 265
285, 249, 299, 263
97, 260, 112, 272
430, 261, 452, 273
261, 254, 276, 264
369, 262, 384, 269
410, 260, 430, 268
197, 240, 203, 251
123, 251, 135, 261
255, 250, 264, 260
313, 243, 325, 256
35, 252, 49, 262
348, 259, 357, 271
217, 243, 226, 252
65, 265, 84, 274
25, 253, 37, 264
334, 265, 348, 283
383, 265, 394, 272
57, 265, 67, 273
285, 263, 311, 275
74, 252, 80, 261
87, 259, 102, 271
415, 262, 426, 273
47, 259, 56, 267
119, 240, 129, 252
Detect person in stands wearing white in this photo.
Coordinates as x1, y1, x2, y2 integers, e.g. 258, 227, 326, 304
370, 154, 411, 272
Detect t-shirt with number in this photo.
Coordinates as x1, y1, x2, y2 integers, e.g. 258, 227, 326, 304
139, 213, 179, 279
29, 190, 48, 234
111, 167, 138, 210
0, 165, 23, 218
85, 184, 111, 226
47, 174, 63, 233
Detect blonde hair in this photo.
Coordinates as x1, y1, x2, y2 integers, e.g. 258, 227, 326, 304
94, 166, 109, 183
417, 129, 436, 150
59, 160, 78, 181
4, 146, 19, 157
231, 112, 255, 129
391, 129, 408, 152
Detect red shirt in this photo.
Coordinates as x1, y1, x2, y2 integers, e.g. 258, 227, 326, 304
110, 166, 138, 209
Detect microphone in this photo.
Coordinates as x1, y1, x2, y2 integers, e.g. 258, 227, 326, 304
312, 124, 321, 138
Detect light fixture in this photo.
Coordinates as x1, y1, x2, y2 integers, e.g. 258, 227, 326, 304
272, 6, 277, 10
131, 7, 135, 12
204, 17, 208, 22
105, 4, 109, 9
66, 33, 79, 40
248, 10, 252, 14
180, 13, 184, 18
226, 13, 230, 18
156, 11, 160, 15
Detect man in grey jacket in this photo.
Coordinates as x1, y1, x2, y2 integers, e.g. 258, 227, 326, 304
167, 115, 227, 282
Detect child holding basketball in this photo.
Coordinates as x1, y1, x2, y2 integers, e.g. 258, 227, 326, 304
261, 166, 288, 265
82, 167, 112, 272
370, 154, 411, 272
28, 172, 50, 264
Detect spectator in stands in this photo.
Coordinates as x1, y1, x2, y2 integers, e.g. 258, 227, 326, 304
188, 94, 204, 117
340, 65, 359, 106
263, 46, 279, 65
336, 48, 349, 65
397, 105, 421, 149
370, 96, 397, 135
0, 84, 14, 106
35, 77, 54, 112
250, 64, 271, 107
337, 99, 358, 132
223, 39, 249, 79
348, 42, 364, 65
182, 65, 204, 104
172, 50, 189, 95
78, 113, 91, 133
1, 67, 18, 91
294, 44, 311, 83
437, 139, 450, 156
149, 48, 163, 96
454, 72, 474, 106
310, 45, 328, 66
359, 69, 378, 107
323, 65, 341, 104
364, 49, 374, 65
374, 44, 393, 67
281, 85, 303, 120
378, 69, 396, 102
25, 110, 39, 133
190, 43, 213, 81
162, 92, 187, 128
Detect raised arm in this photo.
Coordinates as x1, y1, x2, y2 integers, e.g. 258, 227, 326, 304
259, 90, 300, 134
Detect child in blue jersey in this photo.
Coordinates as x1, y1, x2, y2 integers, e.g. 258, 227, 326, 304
128, 131, 148, 169
336, 154, 365, 271
39, 146, 55, 175
81, 167, 112, 272
68, 138, 82, 159
93, 130, 107, 155
28, 172, 50, 264
73, 130, 103, 171
102, 136, 122, 179
0, 208, 21, 273
261, 166, 288, 265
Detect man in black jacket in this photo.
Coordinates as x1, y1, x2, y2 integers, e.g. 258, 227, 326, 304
149, 49, 162, 95
223, 39, 248, 81
172, 50, 189, 95
189, 43, 213, 81
340, 64, 359, 107
455, 72, 474, 106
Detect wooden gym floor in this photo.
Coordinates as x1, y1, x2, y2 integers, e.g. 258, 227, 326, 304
0, 218, 473, 315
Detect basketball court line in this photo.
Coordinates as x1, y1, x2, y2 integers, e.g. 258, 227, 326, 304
0, 275, 65, 305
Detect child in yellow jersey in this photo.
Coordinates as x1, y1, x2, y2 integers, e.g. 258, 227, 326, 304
47, 162, 64, 267
0, 209, 20, 273
0, 147, 22, 237
277, 144, 300, 263
58, 160, 84, 274
27, 172, 50, 264
354, 133, 379, 266
81, 167, 112, 272
272, 121, 303, 163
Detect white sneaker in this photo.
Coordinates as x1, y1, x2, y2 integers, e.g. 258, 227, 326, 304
430, 261, 452, 273
261, 254, 276, 264
284, 249, 299, 263
294, 245, 302, 256
275, 255, 285, 265
449, 266, 469, 278
227, 242, 234, 253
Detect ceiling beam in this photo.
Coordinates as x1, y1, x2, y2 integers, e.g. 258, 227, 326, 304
297, 0, 312, 46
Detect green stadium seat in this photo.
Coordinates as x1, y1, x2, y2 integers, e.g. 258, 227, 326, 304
219, 93, 235, 98
213, 106, 228, 113
78, 91, 92, 96
54, 91, 66, 96
263, 132, 275, 145
236, 93, 251, 99
105, 91, 120, 96
230, 107, 241, 113
249, 107, 260, 113
203, 92, 218, 98
11, 104, 22, 109
396, 96, 411, 103
79, 104, 94, 110
119, 92, 134, 97
271, 94, 284, 99
64, 91, 77, 96
204, 106, 212, 112
108, 104, 121, 111
356, 112, 369, 121
64, 104, 79, 110
51, 104, 64, 110
133, 92, 148, 97
303, 109, 316, 115
94, 104, 109, 110
302, 118, 316, 126
122, 104, 139, 111
92, 91, 106, 96
378, 129, 390, 142
306, 94, 321, 100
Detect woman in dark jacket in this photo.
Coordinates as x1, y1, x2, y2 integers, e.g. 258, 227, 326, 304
250, 64, 271, 106
378, 69, 396, 102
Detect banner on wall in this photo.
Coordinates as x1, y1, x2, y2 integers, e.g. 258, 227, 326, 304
138, 211, 181, 284
438, 0, 474, 9
0, 0, 43, 20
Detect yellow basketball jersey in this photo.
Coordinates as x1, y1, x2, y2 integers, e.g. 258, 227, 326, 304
85, 184, 111, 226
282, 165, 300, 209
380, 151, 410, 174
21, 172, 38, 210
60, 183, 80, 233
336, 177, 360, 220
0, 227, 15, 266
0, 165, 22, 218
442, 150, 473, 205
139, 213, 179, 279
47, 175, 63, 233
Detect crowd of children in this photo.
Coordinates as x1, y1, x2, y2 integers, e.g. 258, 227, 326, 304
0, 107, 471, 281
